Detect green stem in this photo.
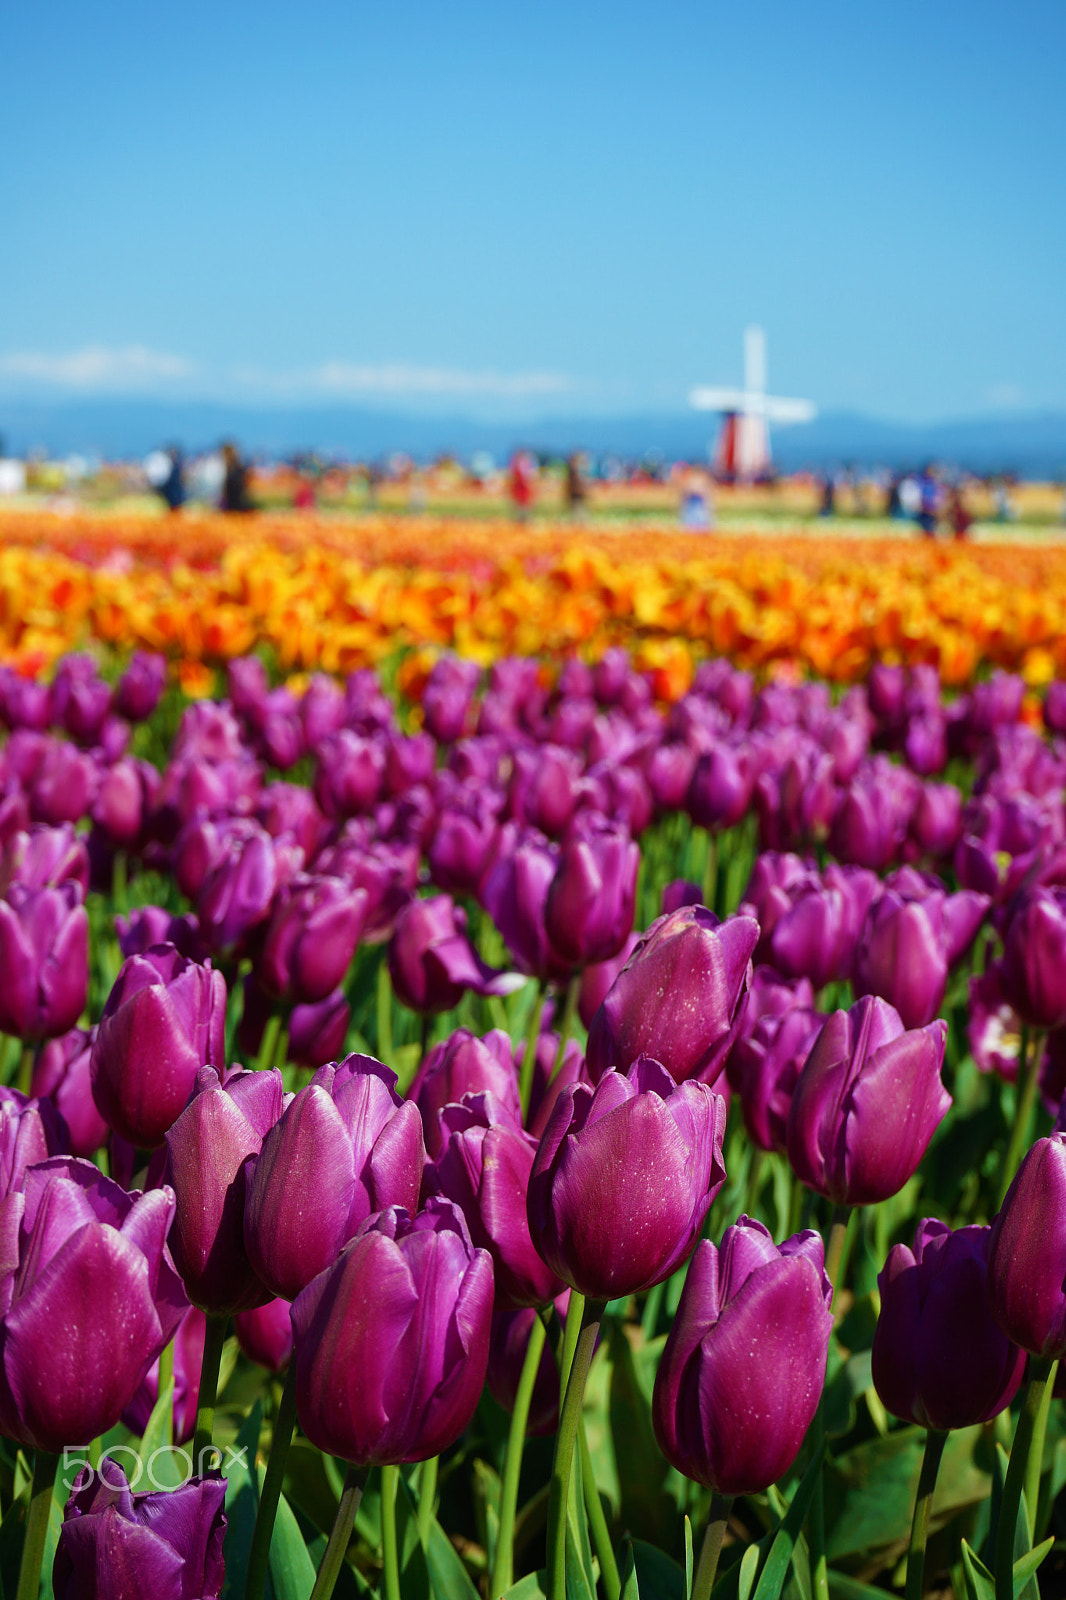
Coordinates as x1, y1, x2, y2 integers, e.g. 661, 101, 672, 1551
999, 1028, 1044, 1207
549, 974, 580, 1083
158, 1337, 174, 1445
518, 978, 548, 1123
702, 829, 719, 913
742, 1148, 766, 1221
255, 1011, 283, 1075
810, 1404, 829, 1600
309, 1463, 368, 1600
376, 960, 394, 1063
559, 1288, 584, 1393
16, 1044, 35, 1100
1025, 1358, 1059, 1541
691, 1493, 733, 1600
381, 1462, 402, 1600
546, 1297, 601, 1600
491, 1309, 548, 1599
14, 1451, 57, 1600
996, 1356, 1056, 1600
579, 1416, 620, 1600
905, 1429, 947, 1600
416, 1454, 438, 1545
192, 1313, 228, 1466
810, 1206, 857, 1600
245, 1359, 300, 1600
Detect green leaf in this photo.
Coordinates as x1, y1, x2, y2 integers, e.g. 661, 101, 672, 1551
394, 1469, 479, 1600
629, 1538, 687, 1600
959, 1539, 995, 1600
216, 1335, 240, 1402
824, 1425, 990, 1562
134, 1380, 174, 1474
1013, 1537, 1055, 1598
685, 1516, 694, 1600
500, 1576, 548, 1599
827, 1574, 901, 1600
751, 1444, 826, 1600
621, 1541, 642, 1600
266, 1482, 317, 1600
737, 1543, 761, 1600
391, 1469, 430, 1600
221, 1400, 262, 1600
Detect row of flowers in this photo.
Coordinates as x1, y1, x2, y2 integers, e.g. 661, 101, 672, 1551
2, 635, 1066, 1598
2, 509, 1066, 688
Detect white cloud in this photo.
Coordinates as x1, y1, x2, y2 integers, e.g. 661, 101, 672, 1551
985, 382, 1025, 409
0, 345, 196, 389
233, 362, 575, 399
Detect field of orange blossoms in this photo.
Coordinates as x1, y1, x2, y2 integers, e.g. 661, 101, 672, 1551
2, 506, 1066, 693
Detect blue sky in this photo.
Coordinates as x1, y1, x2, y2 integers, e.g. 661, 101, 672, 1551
3, 0, 1064, 422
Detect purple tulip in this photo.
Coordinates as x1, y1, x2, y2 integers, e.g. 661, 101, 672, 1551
287, 988, 353, 1068
585, 905, 758, 1088
0, 823, 90, 895
33, 1027, 109, 1157
578, 931, 641, 1031
113, 651, 167, 722
487, 1305, 561, 1435
0, 882, 88, 1041
122, 1303, 207, 1444
388, 895, 522, 1015
739, 851, 819, 963
480, 827, 571, 983
1045, 681, 1066, 735
313, 729, 386, 818
987, 1135, 1066, 1358
873, 1219, 1025, 1430
786, 996, 950, 1206
422, 655, 480, 743
344, 667, 396, 736
197, 825, 285, 953
507, 745, 583, 838
1001, 885, 1066, 1031
0, 1087, 65, 1197
235, 1297, 293, 1372
432, 1092, 565, 1308
909, 781, 963, 859
291, 1198, 494, 1465
729, 1004, 824, 1154
257, 872, 367, 1004
854, 894, 951, 1030
527, 1056, 727, 1300
53, 1463, 226, 1600
300, 673, 347, 751
0, 1157, 187, 1450
244, 1054, 424, 1300
29, 738, 99, 827
1, 673, 51, 731
256, 780, 327, 860
91, 757, 161, 849
648, 743, 697, 813
114, 906, 205, 962
315, 823, 420, 941
687, 743, 753, 832
542, 817, 639, 969
829, 759, 919, 870
409, 1028, 522, 1156
427, 788, 504, 895
91, 947, 227, 1148
165, 1067, 285, 1314
652, 1218, 832, 1495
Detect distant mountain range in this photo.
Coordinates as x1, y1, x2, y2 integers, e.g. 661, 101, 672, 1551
1, 397, 1065, 477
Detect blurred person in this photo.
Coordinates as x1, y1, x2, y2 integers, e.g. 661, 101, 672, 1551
679, 465, 714, 530
221, 441, 253, 512
948, 482, 973, 540
818, 472, 836, 517
145, 446, 185, 511
564, 451, 588, 520
916, 464, 939, 537
509, 449, 535, 522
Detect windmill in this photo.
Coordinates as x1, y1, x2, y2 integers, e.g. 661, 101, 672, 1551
689, 326, 816, 482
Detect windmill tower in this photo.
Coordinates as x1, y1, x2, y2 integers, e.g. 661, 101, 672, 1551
689, 326, 816, 482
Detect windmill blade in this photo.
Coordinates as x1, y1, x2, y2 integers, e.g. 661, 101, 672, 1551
764, 397, 817, 424
689, 386, 746, 411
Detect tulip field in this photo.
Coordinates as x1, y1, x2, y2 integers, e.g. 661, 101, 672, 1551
5, 508, 1066, 1600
